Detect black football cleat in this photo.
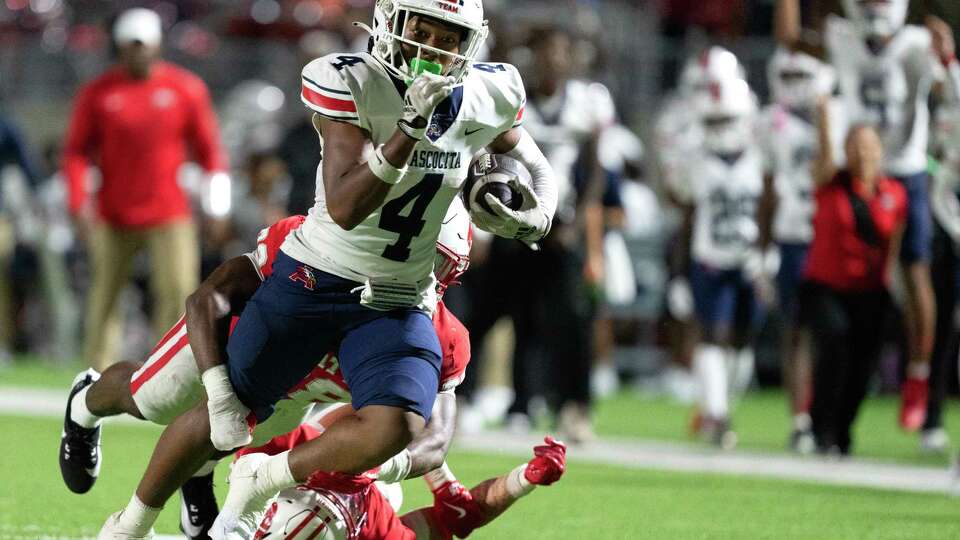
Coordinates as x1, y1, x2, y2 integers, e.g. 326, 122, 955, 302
180, 472, 219, 540
59, 369, 102, 494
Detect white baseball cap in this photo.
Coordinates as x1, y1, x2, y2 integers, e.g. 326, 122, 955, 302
113, 8, 162, 47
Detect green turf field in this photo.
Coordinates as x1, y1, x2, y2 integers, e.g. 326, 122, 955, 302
2, 359, 960, 538
3, 357, 956, 466
2, 413, 959, 539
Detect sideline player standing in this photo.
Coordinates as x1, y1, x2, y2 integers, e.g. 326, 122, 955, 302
673, 76, 770, 448
775, 0, 960, 431
757, 48, 841, 452
655, 47, 747, 387
63, 8, 228, 372
520, 26, 615, 442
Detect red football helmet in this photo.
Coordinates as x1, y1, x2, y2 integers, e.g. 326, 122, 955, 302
435, 197, 472, 295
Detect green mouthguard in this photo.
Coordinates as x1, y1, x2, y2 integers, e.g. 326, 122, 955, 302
407, 58, 443, 84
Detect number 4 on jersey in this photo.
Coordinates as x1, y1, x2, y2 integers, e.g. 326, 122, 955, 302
474, 63, 507, 74
379, 174, 444, 262
332, 55, 364, 71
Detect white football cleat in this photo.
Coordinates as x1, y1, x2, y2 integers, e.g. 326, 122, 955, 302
209, 453, 273, 540
96, 511, 154, 540
920, 427, 950, 454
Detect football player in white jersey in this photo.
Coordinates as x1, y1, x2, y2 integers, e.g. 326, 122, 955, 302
672, 77, 769, 448
756, 48, 841, 453
205, 1, 557, 535
84, 2, 559, 537
774, 0, 960, 431
655, 47, 747, 377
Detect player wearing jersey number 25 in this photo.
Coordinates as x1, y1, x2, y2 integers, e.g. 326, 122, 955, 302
205, 0, 557, 536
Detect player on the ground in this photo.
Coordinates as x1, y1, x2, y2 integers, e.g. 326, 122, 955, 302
775, 0, 960, 431
62, 201, 473, 538
672, 76, 771, 448
239, 409, 566, 540
756, 48, 841, 453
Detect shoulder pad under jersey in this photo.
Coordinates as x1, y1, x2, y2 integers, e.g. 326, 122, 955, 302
301, 53, 376, 128
468, 62, 527, 132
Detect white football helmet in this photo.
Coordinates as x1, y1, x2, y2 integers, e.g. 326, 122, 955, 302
357, 0, 488, 83
697, 77, 757, 154
680, 46, 746, 98
767, 47, 835, 109
842, 0, 909, 38
435, 196, 472, 295
253, 487, 354, 540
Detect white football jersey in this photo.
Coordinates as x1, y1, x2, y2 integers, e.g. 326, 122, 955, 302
756, 102, 845, 244
653, 93, 703, 200
678, 148, 765, 269
283, 52, 524, 310
522, 79, 615, 219
825, 16, 943, 176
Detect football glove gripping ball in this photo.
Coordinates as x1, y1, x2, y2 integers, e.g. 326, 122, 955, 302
524, 436, 567, 486
471, 178, 550, 245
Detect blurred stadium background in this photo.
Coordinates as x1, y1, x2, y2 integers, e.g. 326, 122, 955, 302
2, 0, 960, 538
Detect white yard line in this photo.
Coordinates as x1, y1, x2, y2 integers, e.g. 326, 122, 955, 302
455, 430, 959, 495
4, 385, 957, 497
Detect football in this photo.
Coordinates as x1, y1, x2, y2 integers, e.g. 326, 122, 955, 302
462, 153, 531, 215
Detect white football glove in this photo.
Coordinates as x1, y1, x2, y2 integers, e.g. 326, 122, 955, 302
666, 277, 694, 321
397, 73, 456, 140
470, 179, 550, 246
202, 365, 253, 451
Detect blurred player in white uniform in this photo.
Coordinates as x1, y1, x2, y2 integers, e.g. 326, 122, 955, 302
673, 77, 769, 448
655, 47, 747, 376
756, 48, 841, 453
775, 0, 960, 431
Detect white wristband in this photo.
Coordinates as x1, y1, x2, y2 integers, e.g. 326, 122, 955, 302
368, 145, 407, 185
201, 365, 235, 400
505, 463, 535, 498
397, 118, 426, 141
377, 448, 412, 483
424, 461, 456, 490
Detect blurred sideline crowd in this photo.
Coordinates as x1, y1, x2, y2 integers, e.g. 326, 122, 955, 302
2, 0, 960, 454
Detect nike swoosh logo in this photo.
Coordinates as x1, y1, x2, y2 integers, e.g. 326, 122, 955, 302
443, 501, 468, 519
465, 127, 483, 136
